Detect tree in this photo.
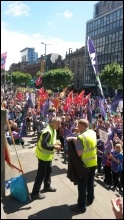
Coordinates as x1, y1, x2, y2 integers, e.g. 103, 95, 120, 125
42, 68, 74, 90
12, 71, 32, 86
99, 63, 123, 90
36, 71, 41, 77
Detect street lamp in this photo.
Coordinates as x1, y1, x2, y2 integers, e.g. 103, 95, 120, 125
41, 42, 51, 89
41, 42, 51, 72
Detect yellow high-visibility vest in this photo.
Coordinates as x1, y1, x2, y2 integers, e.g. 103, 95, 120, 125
78, 129, 97, 167
35, 125, 56, 161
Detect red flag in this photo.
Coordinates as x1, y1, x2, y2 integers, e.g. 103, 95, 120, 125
38, 87, 45, 95
1, 52, 7, 70
73, 93, 79, 104
16, 92, 24, 101
67, 90, 73, 103
83, 93, 91, 106
78, 90, 85, 104
35, 76, 42, 86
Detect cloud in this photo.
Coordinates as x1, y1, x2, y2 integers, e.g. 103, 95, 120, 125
5, 1, 30, 17
48, 21, 54, 26
56, 10, 73, 18
63, 11, 73, 18
1, 23, 84, 70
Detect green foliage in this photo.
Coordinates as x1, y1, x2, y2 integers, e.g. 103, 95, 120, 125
11, 71, 32, 86
99, 62, 123, 90
36, 71, 41, 77
42, 68, 74, 90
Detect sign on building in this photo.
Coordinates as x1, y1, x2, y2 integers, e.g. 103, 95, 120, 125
41, 60, 45, 72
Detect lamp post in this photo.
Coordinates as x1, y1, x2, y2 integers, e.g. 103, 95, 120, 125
41, 42, 51, 89
41, 42, 51, 72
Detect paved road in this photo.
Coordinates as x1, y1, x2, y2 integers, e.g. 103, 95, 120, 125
2, 132, 120, 219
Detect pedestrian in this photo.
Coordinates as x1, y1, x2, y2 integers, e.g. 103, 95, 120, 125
31, 117, 62, 200
67, 119, 97, 213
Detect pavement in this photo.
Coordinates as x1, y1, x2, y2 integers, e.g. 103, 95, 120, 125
1, 131, 121, 219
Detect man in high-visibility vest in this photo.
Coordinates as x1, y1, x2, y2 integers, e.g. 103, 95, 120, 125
67, 119, 97, 213
31, 117, 61, 200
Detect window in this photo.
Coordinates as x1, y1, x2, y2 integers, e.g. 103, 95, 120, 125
115, 42, 118, 52
119, 19, 123, 26
108, 44, 111, 53
106, 25, 109, 31
98, 28, 100, 34
116, 32, 119, 38
95, 30, 97, 35
120, 8, 123, 18
111, 43, 114, 52
116, 21, 120, 28
117, 9, 121, 17
113, 22, 116, 29
118, 52, 121, 61
109, 23, 112, 30
113, 11, 116, 21
103, 36, 105, 43
110, 13, 113, 20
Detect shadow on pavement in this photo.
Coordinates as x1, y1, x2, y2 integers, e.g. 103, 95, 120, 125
28, 204, 74, 219
27, 140, 37, 144
1, 195, 32, 214
23, 165, 67, 183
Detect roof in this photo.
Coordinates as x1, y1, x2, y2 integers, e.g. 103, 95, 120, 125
20, 47, 35, 52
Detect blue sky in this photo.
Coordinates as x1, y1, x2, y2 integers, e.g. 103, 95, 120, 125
1, 1, 98, 70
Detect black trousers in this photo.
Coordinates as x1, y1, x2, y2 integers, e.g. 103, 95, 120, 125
32, 159, 52, 195
112, 170, 122, 190
104, 165, 112, 185
77, 166, 96, 209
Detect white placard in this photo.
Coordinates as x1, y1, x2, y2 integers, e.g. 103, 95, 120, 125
31, 93, 35, 104
99, 127, 108, 143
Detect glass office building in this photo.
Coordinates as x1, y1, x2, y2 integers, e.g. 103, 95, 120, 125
84, 1, 123, 89
20, 47, 38, 63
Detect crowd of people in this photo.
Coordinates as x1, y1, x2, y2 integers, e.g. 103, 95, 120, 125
1, 87, 123, 215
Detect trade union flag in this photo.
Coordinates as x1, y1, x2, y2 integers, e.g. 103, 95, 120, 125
1, 52, 7, 70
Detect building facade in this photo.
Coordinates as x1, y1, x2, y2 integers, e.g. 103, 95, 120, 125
64, 47, 85, 91
20, 47, 38, 62
84, 1, 123, 95
9, 53, 64, 78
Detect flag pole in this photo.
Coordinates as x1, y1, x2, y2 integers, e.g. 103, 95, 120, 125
4, 70, 6, 94
6, 119, 31, 200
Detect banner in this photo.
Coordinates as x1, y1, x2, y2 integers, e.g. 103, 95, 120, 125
1, 52, 7, 70
87, 37, 104, 98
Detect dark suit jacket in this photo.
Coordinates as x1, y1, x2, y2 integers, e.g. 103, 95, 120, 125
67, 140, 89, 185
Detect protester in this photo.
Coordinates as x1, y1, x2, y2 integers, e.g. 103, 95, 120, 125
31, 117, 62, 200
67, 119, 97, 213
110, 143, 123, 194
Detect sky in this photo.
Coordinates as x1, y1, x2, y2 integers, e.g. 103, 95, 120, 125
1, 1, 98, 70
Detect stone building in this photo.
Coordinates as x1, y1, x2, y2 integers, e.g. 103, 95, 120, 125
64, 47, 85, 91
